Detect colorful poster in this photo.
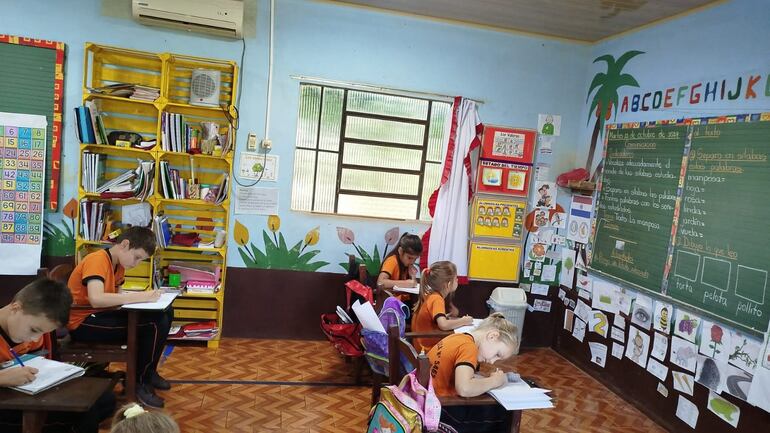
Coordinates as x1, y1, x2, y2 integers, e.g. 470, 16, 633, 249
0, 112, 46, 275
479, 125, 536, 164
625, 326, 650, 368
532, 181, 556, 210
467, 241, 522, 282
470, 196, 526, 240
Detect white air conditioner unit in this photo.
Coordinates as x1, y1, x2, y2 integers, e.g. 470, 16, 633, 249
132, 0, 243, 39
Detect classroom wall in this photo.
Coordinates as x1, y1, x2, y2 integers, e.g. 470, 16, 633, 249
0, 0, 589, 337
561, 1, 770, 432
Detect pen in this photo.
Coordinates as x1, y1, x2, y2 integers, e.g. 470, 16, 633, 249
8, 348, 25, 367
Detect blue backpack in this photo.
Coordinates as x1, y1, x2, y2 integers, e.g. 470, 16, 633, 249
362, 297, 411, 376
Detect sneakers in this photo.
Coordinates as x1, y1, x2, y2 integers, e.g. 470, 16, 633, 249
151, 372, 171, 391
137, 384, 165, 409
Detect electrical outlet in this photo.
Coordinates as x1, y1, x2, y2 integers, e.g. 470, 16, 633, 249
246, 133, 258, 151
261, 139, 272, 150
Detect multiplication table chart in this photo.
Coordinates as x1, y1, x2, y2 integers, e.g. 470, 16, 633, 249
0, 112, 46, 275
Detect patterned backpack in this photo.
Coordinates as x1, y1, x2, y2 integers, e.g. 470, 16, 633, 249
367, 369, 441, 433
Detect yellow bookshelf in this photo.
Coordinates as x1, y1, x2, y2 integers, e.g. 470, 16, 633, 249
76, 43, 238, 348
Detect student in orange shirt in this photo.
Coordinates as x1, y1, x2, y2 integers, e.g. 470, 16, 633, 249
427, 313, 519, 433
67, 226, 173, 409
0, 278, 115, 433
377, 233, 422, 302
411, 261, 473, 352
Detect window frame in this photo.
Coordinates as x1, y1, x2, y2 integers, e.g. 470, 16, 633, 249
292, 83, 449, 221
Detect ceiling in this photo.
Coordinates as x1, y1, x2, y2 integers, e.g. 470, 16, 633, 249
330, 0, 722, 42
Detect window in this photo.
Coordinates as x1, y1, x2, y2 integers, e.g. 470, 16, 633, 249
290, 83, 451, 221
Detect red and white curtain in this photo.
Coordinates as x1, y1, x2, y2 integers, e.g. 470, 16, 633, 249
421, 97, 481, 282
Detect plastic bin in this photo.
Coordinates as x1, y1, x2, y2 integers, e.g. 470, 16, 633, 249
486, 287, 528, 354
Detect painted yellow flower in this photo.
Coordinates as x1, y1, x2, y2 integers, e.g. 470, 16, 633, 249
267, 215, 281, 232
304, 226, 320, 246
233, 219, 249, 246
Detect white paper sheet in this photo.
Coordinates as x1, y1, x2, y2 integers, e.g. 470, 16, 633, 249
351, 300, 385, 333
676, 396, 699, 429
646, 357, 669, 381
122, 292, 178, 310
651, 332, 669, 361
572, 318, 586, 342
612, 343, 624, 359
487, 380, 553, 410
611, 326, 625, 343
707, 391, 740, 427
454, 318, 483, 334
672, 371, 695, 396
531, 283, 549, 296
589, 342, 607, 368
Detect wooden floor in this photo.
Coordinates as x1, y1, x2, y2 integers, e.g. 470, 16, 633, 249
121, 338, 669, 433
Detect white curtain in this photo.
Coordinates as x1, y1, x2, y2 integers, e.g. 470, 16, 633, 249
427, 97, 481, 278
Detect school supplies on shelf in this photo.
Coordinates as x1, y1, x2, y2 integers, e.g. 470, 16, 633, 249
88, 83, 160, 101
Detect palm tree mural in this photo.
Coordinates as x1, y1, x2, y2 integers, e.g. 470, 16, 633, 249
585, 50, 644, 173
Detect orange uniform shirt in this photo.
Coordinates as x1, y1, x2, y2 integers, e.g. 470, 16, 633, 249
427, 333, 479, 397
67, 249, 125, 330
0, 334, 44, 363
380, 255, 411, 302
411, 292, 446, 352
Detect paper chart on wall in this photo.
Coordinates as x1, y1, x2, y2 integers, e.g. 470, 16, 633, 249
589, 342, 607, 368
591, 278, 619, 314
612, 342, 624, 359
707, 391, 740, 428
611, 326, 625, 343
567, 195, 593, 243
672, 371, 695, 396
625, 326, 650, 369
646, 357, 668, 382
0, 113, 47, 275
676, 396, 699, 429
671, 336, 698, 373
572, 317, 586, 342
746, 321, 770, 413
653, 301, 673, 334
589, 311, 608, 338
651, 332, 669, 362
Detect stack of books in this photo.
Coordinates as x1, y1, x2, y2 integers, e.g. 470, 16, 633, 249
161, 112, 203, 153
80, 200, 109, 242
75, 102, 108, 145
152, 214, 172, 249
88, 83, 159, 101
82, 156, 155, 200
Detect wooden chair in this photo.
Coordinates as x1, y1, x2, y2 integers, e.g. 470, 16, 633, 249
386, 324, 522, 433
44, 264, 138, 402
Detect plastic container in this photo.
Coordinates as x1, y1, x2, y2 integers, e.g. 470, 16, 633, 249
486, 287, 528, 354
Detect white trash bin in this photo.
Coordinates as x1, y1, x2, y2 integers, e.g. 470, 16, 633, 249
486, 287, 528, 355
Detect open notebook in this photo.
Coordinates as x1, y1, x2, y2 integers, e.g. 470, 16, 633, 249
7, 356, 85, 395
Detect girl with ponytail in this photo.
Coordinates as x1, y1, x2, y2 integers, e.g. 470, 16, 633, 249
410, 260, 473, 352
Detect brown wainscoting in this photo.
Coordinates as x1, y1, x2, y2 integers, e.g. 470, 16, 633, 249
553, 288, 770, 433
223, 267, 558, 346
0, 256, 75, 305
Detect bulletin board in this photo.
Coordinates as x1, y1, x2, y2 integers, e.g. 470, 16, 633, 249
468, 241, 522, 282
479, 125, 536, 164
475, 159, 531, 197
0, 113, 47, 275
0, 35, 65, 211
470, 195, 526, 241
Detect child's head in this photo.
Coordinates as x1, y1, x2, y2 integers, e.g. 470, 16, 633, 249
111, 403, 179, 433
414, 261, 457, 313
113, 226, 156, 269
394, 233, 422, 267
6, 278, 72, 342
473, 313, 519, 364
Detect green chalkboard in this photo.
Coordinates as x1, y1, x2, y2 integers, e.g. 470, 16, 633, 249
667, 121, 770, 332
591, 125, 688, 291
0, 41, 57, 208
591, 116, 770, 333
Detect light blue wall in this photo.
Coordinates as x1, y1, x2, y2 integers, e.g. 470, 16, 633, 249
2, 0, 590, 271
578, 0, 770, 170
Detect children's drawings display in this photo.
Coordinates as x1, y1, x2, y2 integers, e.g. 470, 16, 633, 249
0, 112, 46, 274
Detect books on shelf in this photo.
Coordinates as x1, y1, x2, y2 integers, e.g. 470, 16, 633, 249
88, 83, 159, 101
82, 156, 155, 201
161, 112, 204, 153
152, 214, 172, 249
169, 321, 219, 339
80, 200, 109, 242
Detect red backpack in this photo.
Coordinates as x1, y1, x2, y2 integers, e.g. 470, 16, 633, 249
319, 280, 374, 357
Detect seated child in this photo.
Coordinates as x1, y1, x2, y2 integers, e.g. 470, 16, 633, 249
377, 233, 422, 303
67, 226, 173, 408
411, 261, 473, 352
427, 313, 519, 433
111, 403, 179, 433
0, 278, 115, 433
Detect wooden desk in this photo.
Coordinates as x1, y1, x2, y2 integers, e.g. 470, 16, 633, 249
0, 377, 113, 433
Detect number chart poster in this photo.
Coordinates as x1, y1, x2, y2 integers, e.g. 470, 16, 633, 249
0, 112, 46, 274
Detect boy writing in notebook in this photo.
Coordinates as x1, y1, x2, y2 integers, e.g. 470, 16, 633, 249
67, 226, 173, 408
0, 278, 115, 433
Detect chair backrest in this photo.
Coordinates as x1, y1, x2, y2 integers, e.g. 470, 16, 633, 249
48, 263, 74, 284
387, 324, 430, 388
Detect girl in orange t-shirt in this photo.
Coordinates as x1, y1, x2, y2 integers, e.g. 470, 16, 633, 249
377, 233, 422, 302
427, 313, 520, 433
411, 261, 473, 352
